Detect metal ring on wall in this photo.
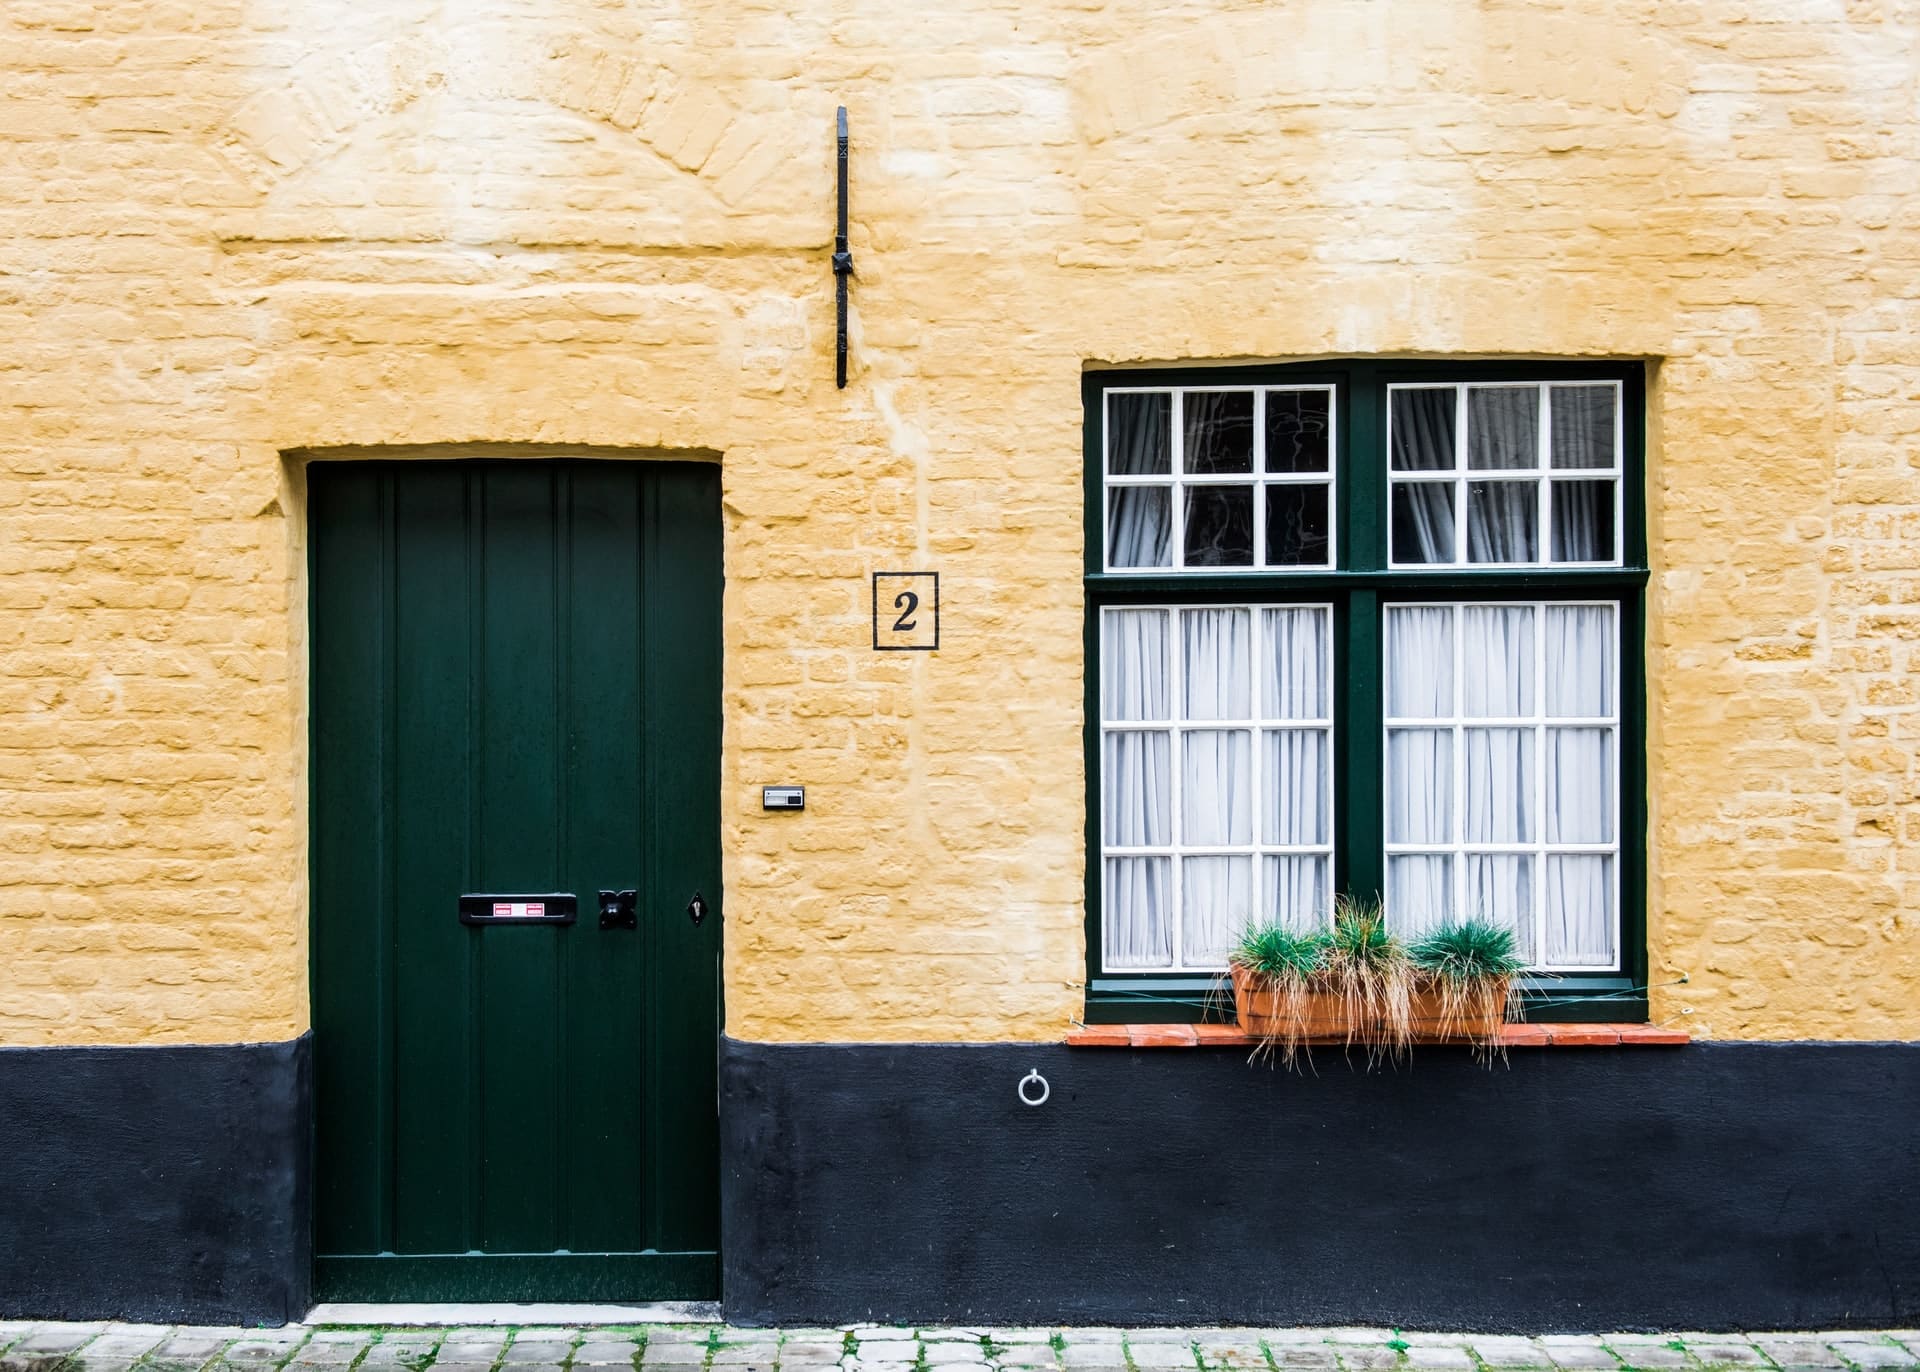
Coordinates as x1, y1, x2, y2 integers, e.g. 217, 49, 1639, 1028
1018, 1068, 1050, 1107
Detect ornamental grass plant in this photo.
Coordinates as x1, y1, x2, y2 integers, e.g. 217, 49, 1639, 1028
1407, 917, 1527, 1059
1229, 901, 1524, 1070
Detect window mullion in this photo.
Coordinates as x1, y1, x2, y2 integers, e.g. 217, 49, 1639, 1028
1342, 589, 1382, 907
1169, 612, 1184, 969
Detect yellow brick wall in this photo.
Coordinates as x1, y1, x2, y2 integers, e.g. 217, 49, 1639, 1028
2, 0, 1916, 1045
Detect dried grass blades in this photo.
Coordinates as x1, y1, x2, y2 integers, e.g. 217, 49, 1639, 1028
1323, 894, 1413, 1068
1407, 917, 1527, 1062
1226, 923, 1325, 1069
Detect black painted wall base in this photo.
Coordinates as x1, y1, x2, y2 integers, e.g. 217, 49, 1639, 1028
0, 1036, 311, 1325
720, 1038, 1919, 1332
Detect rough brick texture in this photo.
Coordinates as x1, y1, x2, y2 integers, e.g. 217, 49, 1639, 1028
1, 0, 1917, 1044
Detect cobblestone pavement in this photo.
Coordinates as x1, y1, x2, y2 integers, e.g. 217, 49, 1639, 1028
2, 1325, 1918, 1372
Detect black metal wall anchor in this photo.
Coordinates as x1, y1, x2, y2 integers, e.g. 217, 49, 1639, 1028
834, 105, 853, 389
598, 889, 637, 931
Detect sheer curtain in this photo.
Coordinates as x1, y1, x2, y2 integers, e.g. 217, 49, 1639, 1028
1386, 604, 1455, 939
1391, 387, 1457, 565
1108, 488, 1170, 568
1102, 603, 1332, 969
1103, 609, 1172, 967
1385, 601, 1615, 967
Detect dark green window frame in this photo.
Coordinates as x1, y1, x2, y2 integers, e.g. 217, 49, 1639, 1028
1081, 359, 1649, 1024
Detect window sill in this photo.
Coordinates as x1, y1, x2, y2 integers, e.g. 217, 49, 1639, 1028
1064, 1022, 1688, 1048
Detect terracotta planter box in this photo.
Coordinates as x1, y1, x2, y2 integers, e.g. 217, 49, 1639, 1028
1230, 965, 1509, 1042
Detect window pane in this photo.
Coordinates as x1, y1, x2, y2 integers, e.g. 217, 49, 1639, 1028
1390, 482, 1456, 563
1264, 855, 1329, 933
1460, 605, 1535, 717
1551, 479, 1615, 562
1464, 728, 1535, 843
1466, 480, 1539, 563
1107, 486, 1171, 567
1466, 854, 1534, 963
1102, 732, 1170, 846
1265, 484, 1330, 566
1183, 856, 1252, 966
1387, 854, 1452, 937
1108, 392, 1171, 475
1550, 385, 1615, 469
1387, 729, 1452, 843
1182, 607, 1251, 719
1184, 485, 1254, 567
1183, 391, 1254, 474
1262, 606, 1328, 720
1265, 389, 1330, 473
1102, 608, 1169, 720
1183, 730, 1252, 844
1390, 387, 1455, 470
1263, 729, 1328, 846
1467, 386, 1540, 470
1544, 605, 1614, 717
1386, 605, 1453, 718
1547, 728, 1614, 843
1546, 855, 1613, 965
1105, 857, 1172, 968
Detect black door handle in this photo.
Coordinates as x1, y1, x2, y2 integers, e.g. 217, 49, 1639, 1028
598, 889, 637, 930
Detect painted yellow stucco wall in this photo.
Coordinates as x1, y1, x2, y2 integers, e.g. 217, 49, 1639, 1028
2, 0, 1917, 1046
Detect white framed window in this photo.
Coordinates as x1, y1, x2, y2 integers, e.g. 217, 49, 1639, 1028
1104, 386, 1337, 572
1387, 381, 1622, 568
1382, 601, 1620, 970
1099, 603, 1334, 971
1087, 363, 1644, 1016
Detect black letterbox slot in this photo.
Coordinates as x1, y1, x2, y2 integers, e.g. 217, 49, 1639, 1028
458, 893, 578, 926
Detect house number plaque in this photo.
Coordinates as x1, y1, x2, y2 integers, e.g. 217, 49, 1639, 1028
872, 571, 939, 651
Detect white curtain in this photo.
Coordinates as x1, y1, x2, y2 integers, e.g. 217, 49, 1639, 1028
1467, 386, 1538, 469
1183, 607, 1250, 719
1547, 855, 1611, 966
1461, 605, 1534, 716
1550, 385, 1613, 469
1103, 609, 1168, 720
1387, 605, 1453, 718
1103, 610, 1171, 967
1105, 857, 1171, 968
1394, 483, 1455, 564
1264, 730, 1325, 846
1391, 387, 1457, 564
1386, 601, 1616, 965
1546, 605, 1613, 716
1547, 729, 1612, 843
1467, 480, 1538, 563
1391, 387, 1455, 470
1184, 855, 1251, 965
1465, 729, 1533, 844
1108, 487, 1170, 568
1387, 730, 1451, 844
1551, 481, 1610, 562
1103, 733, 1168, 846
1108, 392, 1170, 475
1264, 854, 1329, 934
1387, 855, 1452, 934
1263, 607, 1327, 719
1184, 730, 1250, 845
1467, 854, 1534, 962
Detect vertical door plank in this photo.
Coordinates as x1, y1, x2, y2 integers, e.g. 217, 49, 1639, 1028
390, 465, 476, 1253
474, 464, 565, 1253
560, 462, 650, 1251
641, 463, 724, 1254
309, 465, 394, 1258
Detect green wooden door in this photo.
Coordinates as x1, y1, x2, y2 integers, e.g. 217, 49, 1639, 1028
308, 459, 722, 1302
